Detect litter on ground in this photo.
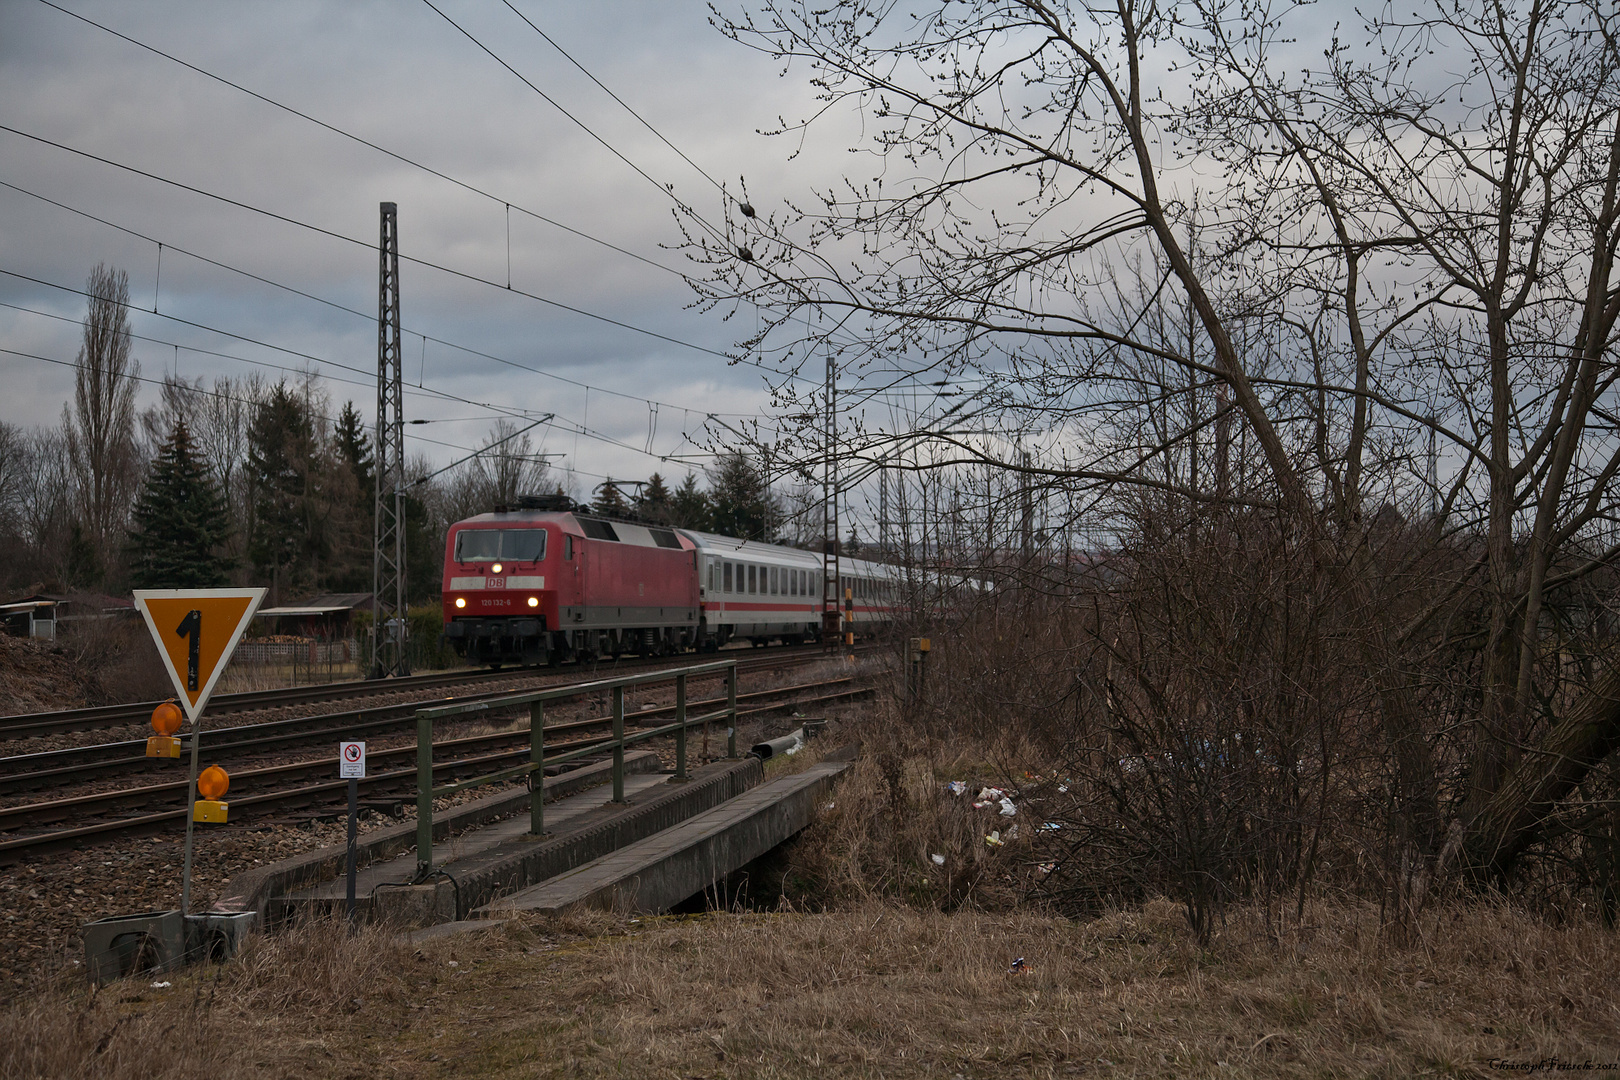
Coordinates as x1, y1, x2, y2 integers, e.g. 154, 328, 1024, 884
930, 853, 946, 865
998, 797, 1018, 817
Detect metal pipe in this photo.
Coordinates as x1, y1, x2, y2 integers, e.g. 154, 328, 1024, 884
726, 665, 738, 758
674, 673, 688, 780
416, 709, 433, 877
750, 728, 805, 761
529, 700, 545, 835
611, 685, 626, 802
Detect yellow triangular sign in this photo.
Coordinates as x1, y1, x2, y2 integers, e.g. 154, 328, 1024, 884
133, 588, 266, 723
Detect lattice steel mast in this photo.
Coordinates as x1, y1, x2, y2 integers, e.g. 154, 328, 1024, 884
822, 351, 842, 650
372, 202, 409, 678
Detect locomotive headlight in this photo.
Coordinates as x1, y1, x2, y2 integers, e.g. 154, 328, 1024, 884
455, 597, 467, 608
527, 596, 539, 607
492, 562, 503, 574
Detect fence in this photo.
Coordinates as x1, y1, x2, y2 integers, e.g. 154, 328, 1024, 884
230, 638, 361, 686
411, 659, 739, 877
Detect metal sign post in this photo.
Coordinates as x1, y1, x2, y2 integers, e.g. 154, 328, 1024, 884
133, 588, 265, 916
340, 741, 366, 923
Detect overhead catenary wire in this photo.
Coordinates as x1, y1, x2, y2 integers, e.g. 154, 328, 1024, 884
419, 0, 732, 250
0, 174, 783, 423
32, 0, 686, 282
0, 267, 721, 467
28, 0, 826, 405
0, 343, 697, 487
498, 1, 735, 205
4, 10, 961, 497
0, 122, 751, 368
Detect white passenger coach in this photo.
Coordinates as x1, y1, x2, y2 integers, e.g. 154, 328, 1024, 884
679, 530, 903, 646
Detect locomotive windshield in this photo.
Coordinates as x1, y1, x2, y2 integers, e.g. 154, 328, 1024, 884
454, 528, 546, 563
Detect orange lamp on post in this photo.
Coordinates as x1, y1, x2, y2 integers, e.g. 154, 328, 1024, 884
146, 701, 183, 759
193, 765, 229, 823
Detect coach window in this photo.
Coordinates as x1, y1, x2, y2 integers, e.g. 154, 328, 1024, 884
769, 567, 778, 594
724, 562, 733, 592
747, 565, 756, 594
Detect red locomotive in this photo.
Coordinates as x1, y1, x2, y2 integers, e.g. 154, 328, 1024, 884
441, 495, 902, 666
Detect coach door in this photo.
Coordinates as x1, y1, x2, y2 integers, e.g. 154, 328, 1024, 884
565, 533, 586, 626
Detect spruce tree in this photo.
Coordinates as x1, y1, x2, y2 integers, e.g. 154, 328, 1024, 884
247, 381, 319, 598
592, 478, 632, 519
669, 473, 710, 531
708, 452, 779, 540
636, 472, 673, 524
333, 401, 373, 502
127, 419, 231, 588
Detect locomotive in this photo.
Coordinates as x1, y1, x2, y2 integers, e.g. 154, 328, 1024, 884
440, 496, 900, 666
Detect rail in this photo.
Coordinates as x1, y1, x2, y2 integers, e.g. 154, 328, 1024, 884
411, 659, 738, 877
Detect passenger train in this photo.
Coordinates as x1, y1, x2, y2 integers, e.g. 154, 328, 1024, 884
440, 499, 901, 666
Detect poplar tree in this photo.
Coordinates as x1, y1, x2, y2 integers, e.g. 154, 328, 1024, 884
126, 419, 231, 588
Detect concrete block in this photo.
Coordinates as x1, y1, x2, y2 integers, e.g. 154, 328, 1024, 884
82, 910, 185, 984
371, 880, 457, 925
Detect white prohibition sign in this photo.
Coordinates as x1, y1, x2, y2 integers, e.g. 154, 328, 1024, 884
340, 740, 366, 779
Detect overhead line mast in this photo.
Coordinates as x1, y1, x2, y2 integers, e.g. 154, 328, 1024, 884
373, 201, 410, 679
823, 351, 842, 650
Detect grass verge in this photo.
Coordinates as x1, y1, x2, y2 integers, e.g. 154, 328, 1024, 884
4, 898, 1615, 1078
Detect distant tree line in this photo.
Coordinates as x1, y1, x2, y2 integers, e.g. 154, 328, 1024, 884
0, 264, 815, 607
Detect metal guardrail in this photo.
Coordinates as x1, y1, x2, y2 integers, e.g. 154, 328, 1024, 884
411, 659, 738, 877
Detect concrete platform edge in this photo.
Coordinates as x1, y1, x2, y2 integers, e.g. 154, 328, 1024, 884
485, 760, 850, 917
212, 750, 663, 928
287, 756, 766, 925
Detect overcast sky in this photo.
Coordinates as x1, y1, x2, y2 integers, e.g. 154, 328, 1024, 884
0, 0, 833, 499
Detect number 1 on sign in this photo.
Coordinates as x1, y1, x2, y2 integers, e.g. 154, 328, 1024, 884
176, 609, 202, 691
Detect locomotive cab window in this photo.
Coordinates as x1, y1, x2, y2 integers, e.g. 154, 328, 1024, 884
455, 528, 546, 563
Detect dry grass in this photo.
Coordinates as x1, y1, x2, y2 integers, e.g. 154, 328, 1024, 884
752, 701, 1051, 911
3, 900, 1615, 1078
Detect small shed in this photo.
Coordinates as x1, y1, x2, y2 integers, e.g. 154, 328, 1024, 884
0, 597, 59, 640
253, 593, 374, 640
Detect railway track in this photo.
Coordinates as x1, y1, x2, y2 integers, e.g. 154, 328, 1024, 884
0, 640, 858, 740
0, 664, 850, 795
0, 673, 876, 862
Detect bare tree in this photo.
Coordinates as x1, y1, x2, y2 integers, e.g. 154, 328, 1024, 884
62, 263, 141, 564
15, 428, 75, 580
437, 420, 554, 524
688, 0, 1620, 905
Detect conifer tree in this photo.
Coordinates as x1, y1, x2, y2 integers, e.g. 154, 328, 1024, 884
126, 419, 231, 588
247, 381, 323, 602
592, 478, 632, 519
333, 401, 373, 502
708, 452, 779, 540
636, 472, 673, 524
669, 472, 710, 531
